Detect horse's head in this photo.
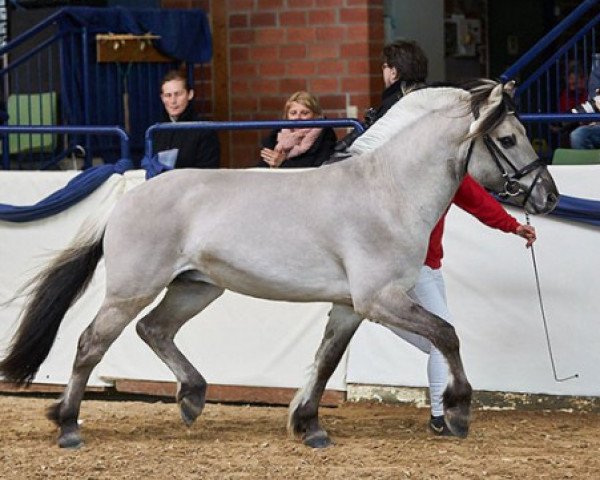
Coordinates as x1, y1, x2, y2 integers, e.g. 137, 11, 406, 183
466, 80, 559, 214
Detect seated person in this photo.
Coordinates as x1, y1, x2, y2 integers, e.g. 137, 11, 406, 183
154, 70, 220, 169
570, 61, 600, 150
258, 91, 336, 168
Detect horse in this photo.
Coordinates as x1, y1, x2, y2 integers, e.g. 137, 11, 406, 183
0, 80, 558, 449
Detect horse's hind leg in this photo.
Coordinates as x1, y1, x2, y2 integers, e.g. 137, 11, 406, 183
357, 288, 472, 438
48, 294, 156, 449
135, 279, 224, 427
288, 303, 362, 448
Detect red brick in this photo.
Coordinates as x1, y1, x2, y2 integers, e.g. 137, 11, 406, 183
229, 14, 248, 28
259, 61, 286, 77
260, 96, 286, 112
341, 76, 370, 93
230, 46, 250, 62
319, 94, 347, 111
309, 77, 339, 94
316, 59, 346, 75
229, 0, 254, 10
279, 44, 307, 59
230, 29, 255, 44
279, 11, 307, 26
340, 43, 369, 58
340, 7, 368, 23
285, 61, 316, 76
258, 0, 284, 8
250, 12, 277, 27
255, 28, 286, 44
231, 95, 258, 112
287, 0, 315, 7
232, 63, 258, 77
348, 59, 370, 75
231, 79, 252, 95
316, 26, 346, 42
308, 9, 336, 24
285, 27, 316, 44
346, 0, 372, 5
279, 78, 308, 95
308, 43, 339, 60
249, 78, 278, 94
311, 0, 342, 6
249, 46, 279, 62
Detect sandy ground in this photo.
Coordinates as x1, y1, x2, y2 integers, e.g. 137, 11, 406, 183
1, 394, 599, 479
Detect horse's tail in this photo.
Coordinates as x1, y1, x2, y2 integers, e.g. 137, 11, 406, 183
0, 221, 106, 385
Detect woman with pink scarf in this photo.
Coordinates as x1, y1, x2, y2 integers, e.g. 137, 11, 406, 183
259, 91, 337, 168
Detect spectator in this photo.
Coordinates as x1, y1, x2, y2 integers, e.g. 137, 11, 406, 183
570, 55, 600, 150
258, 91, 336, 168
153, 70, 220, 169
559, 65, 587, 113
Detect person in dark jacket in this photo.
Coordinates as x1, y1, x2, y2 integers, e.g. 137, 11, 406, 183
333, 39, 428, 153
258, 91, 336, 169
153, 70, 220, 169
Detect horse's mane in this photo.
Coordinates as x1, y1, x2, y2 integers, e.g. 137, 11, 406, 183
348, 85, 471, 156
348, 79, 513, 156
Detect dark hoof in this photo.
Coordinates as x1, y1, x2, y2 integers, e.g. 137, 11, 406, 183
303, 431, 332, 449
58, 432, 84, 449
445, 406, 470, 438
179, 395, 205, 427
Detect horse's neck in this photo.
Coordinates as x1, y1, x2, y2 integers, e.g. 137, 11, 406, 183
376, 112, 471, 230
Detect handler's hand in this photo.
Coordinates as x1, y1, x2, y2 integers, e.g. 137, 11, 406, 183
516, 224, 536, 248
260, 148, 286, 168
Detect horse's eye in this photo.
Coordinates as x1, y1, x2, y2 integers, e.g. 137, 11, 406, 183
498, 134, 516, 148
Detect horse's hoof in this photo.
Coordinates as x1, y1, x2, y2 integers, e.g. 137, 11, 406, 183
58, 433, 84, 449
179, 395, 205, 427
303, 431, 332, 449
445, 407, 470, 438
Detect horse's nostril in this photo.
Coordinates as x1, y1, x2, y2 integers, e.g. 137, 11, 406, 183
547, 193, 558, 204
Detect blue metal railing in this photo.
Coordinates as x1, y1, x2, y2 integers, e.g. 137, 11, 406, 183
501, 0, 600, 160
0, 125, 130, 170
144, 119, 365, 158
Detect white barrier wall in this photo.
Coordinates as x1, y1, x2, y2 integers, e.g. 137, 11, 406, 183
0, 166, 598, 397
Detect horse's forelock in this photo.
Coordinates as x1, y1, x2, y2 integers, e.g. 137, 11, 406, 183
466, 79, 511, 138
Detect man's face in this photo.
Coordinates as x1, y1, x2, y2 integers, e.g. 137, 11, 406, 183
160, 79, 193, 119
382, 63, 398, 88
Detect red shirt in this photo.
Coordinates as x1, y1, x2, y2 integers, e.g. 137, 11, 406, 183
425, 175, 520, 269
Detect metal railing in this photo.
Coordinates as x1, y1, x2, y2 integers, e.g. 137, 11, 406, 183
144, 119, 365, 158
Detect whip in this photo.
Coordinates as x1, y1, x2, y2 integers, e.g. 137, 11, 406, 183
526, 212, 578, 382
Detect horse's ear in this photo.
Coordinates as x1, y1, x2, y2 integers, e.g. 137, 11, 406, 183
503, 80, 516, 98
469, 82, 505, 134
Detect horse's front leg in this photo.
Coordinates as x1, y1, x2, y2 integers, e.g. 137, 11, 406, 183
356, 286, 472, 438
288, 303, 363, 448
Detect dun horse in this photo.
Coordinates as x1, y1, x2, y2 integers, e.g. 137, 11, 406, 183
0, 80, 558, 449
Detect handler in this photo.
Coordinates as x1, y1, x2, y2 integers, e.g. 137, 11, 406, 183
331, 39, 537, 436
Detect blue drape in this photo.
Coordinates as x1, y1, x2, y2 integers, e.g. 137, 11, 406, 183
0, 159, 133, 222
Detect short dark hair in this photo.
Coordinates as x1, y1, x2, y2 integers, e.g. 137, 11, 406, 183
161, 70, 192, 92
382, 40, 428, 83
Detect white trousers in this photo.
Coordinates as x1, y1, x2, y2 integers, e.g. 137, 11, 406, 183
389, 265, 452, 417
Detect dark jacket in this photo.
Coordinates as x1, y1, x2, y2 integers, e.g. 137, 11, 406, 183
258, 126, 337, 168
153, 103, 220, 169
335, 81, 405, 151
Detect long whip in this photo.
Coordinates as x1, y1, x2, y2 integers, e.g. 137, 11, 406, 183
525, 212, 578, 382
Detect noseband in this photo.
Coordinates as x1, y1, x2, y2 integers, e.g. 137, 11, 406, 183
481, 134, 545, 204
464, 133, 545, 207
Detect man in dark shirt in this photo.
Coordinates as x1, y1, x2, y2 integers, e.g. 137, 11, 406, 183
153, 70, 220, 169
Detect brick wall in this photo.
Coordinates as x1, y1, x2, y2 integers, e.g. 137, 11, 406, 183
162, 0, 385, 168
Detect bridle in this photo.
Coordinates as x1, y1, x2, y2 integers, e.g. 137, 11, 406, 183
481, 134, 546, 204
464, 109, 546, 207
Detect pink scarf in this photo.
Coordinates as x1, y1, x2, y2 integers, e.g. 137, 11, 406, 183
275, 128, 322, 159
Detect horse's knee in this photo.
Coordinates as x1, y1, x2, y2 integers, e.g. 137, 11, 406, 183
434, 321, 459, 352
